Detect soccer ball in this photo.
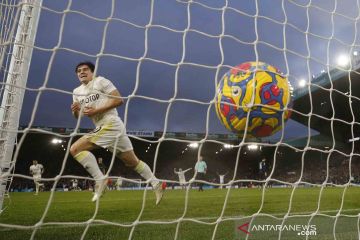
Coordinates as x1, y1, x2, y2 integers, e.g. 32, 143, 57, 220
215, 61, 292, 138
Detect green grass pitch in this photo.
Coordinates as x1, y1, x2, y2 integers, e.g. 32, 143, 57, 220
1, 187, 360, 240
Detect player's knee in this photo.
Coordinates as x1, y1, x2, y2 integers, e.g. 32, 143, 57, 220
69, 144, 79, 157
124, 159, 138, 168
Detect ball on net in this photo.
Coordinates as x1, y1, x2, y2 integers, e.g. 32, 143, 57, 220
215, 61, 292, 138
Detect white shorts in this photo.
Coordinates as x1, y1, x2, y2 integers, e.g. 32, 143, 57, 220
85, 120, 133, 153
179, 177, 186, 185
33, 175, 41, 182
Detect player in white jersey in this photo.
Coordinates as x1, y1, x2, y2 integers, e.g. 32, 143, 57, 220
115, 177, 123, 190
71, 179, 80, 191
70, 61, 165, 204
174, 168, 192, 189
217, 171, 228, 189
29, 160, 44, 195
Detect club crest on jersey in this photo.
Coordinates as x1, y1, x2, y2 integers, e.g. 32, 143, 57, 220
79, 93, 100, 105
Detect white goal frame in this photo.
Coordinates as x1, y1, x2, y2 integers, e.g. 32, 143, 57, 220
0, 0, 42, 211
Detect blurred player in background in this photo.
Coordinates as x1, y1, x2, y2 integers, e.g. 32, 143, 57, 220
70, 61, 164, 204
217, 171, 228, 189
97, 157, 106, 175
259, 158, 268, 179
115, 177, 123, 190
71, 179, 80, 191
174, 168, 192, 189
29, 160, 44, 195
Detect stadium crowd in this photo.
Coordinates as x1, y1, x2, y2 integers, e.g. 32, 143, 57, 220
7, 133, 360, 192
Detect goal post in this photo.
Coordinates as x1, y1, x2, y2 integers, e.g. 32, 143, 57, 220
0, 0, 42, 211
0, 0, 18, 72
112, 177, 143, 190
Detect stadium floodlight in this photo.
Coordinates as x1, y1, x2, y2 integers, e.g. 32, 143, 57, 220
51, 138, 62, 144
188, 142, 199, 148
336, 54, 350, 67
247, 144, 259, 151
349, 137, 360, 142
354, 51, 358, 56
298, 79, 306, 87
224, 144, 234, 149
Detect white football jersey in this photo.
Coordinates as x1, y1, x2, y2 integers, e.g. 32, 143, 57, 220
176, 172, 186, 183
175, 169, 191, 184
30, 164, 44, 176
219, 175, 225, 183
116, 178, 123, 186
73, 76, 121, 126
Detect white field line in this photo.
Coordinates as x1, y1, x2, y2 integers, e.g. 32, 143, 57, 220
1, 208, 360, 232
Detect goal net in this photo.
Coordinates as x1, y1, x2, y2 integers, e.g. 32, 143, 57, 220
1, 0, 360, 239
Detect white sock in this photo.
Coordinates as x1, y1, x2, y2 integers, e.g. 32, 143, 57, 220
74, 151, 104, 180
134, 160, 159, 187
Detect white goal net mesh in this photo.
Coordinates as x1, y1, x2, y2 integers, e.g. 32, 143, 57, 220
1, 0, 360, 239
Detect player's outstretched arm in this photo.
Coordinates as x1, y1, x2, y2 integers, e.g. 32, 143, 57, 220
183, 168, 192, 173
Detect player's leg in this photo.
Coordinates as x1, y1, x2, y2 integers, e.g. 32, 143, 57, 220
38, 175, 44, 191
70, 136, 104, 180
108, 121, 160, 188
70, 136, 106, 201
116, 150, 158, 186
179, 178, 185, 189
198, 173, 204, 191
117, 150, 156, 186
113, 134, 159, 188
34, 179, 39, 195
98, 120, 165, 204
116, 150, 165, 205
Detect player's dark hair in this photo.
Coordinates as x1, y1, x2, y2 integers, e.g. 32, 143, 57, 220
75, 61, 95, 73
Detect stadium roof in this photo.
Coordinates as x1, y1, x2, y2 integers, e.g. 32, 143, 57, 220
292, 58, 360, 147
